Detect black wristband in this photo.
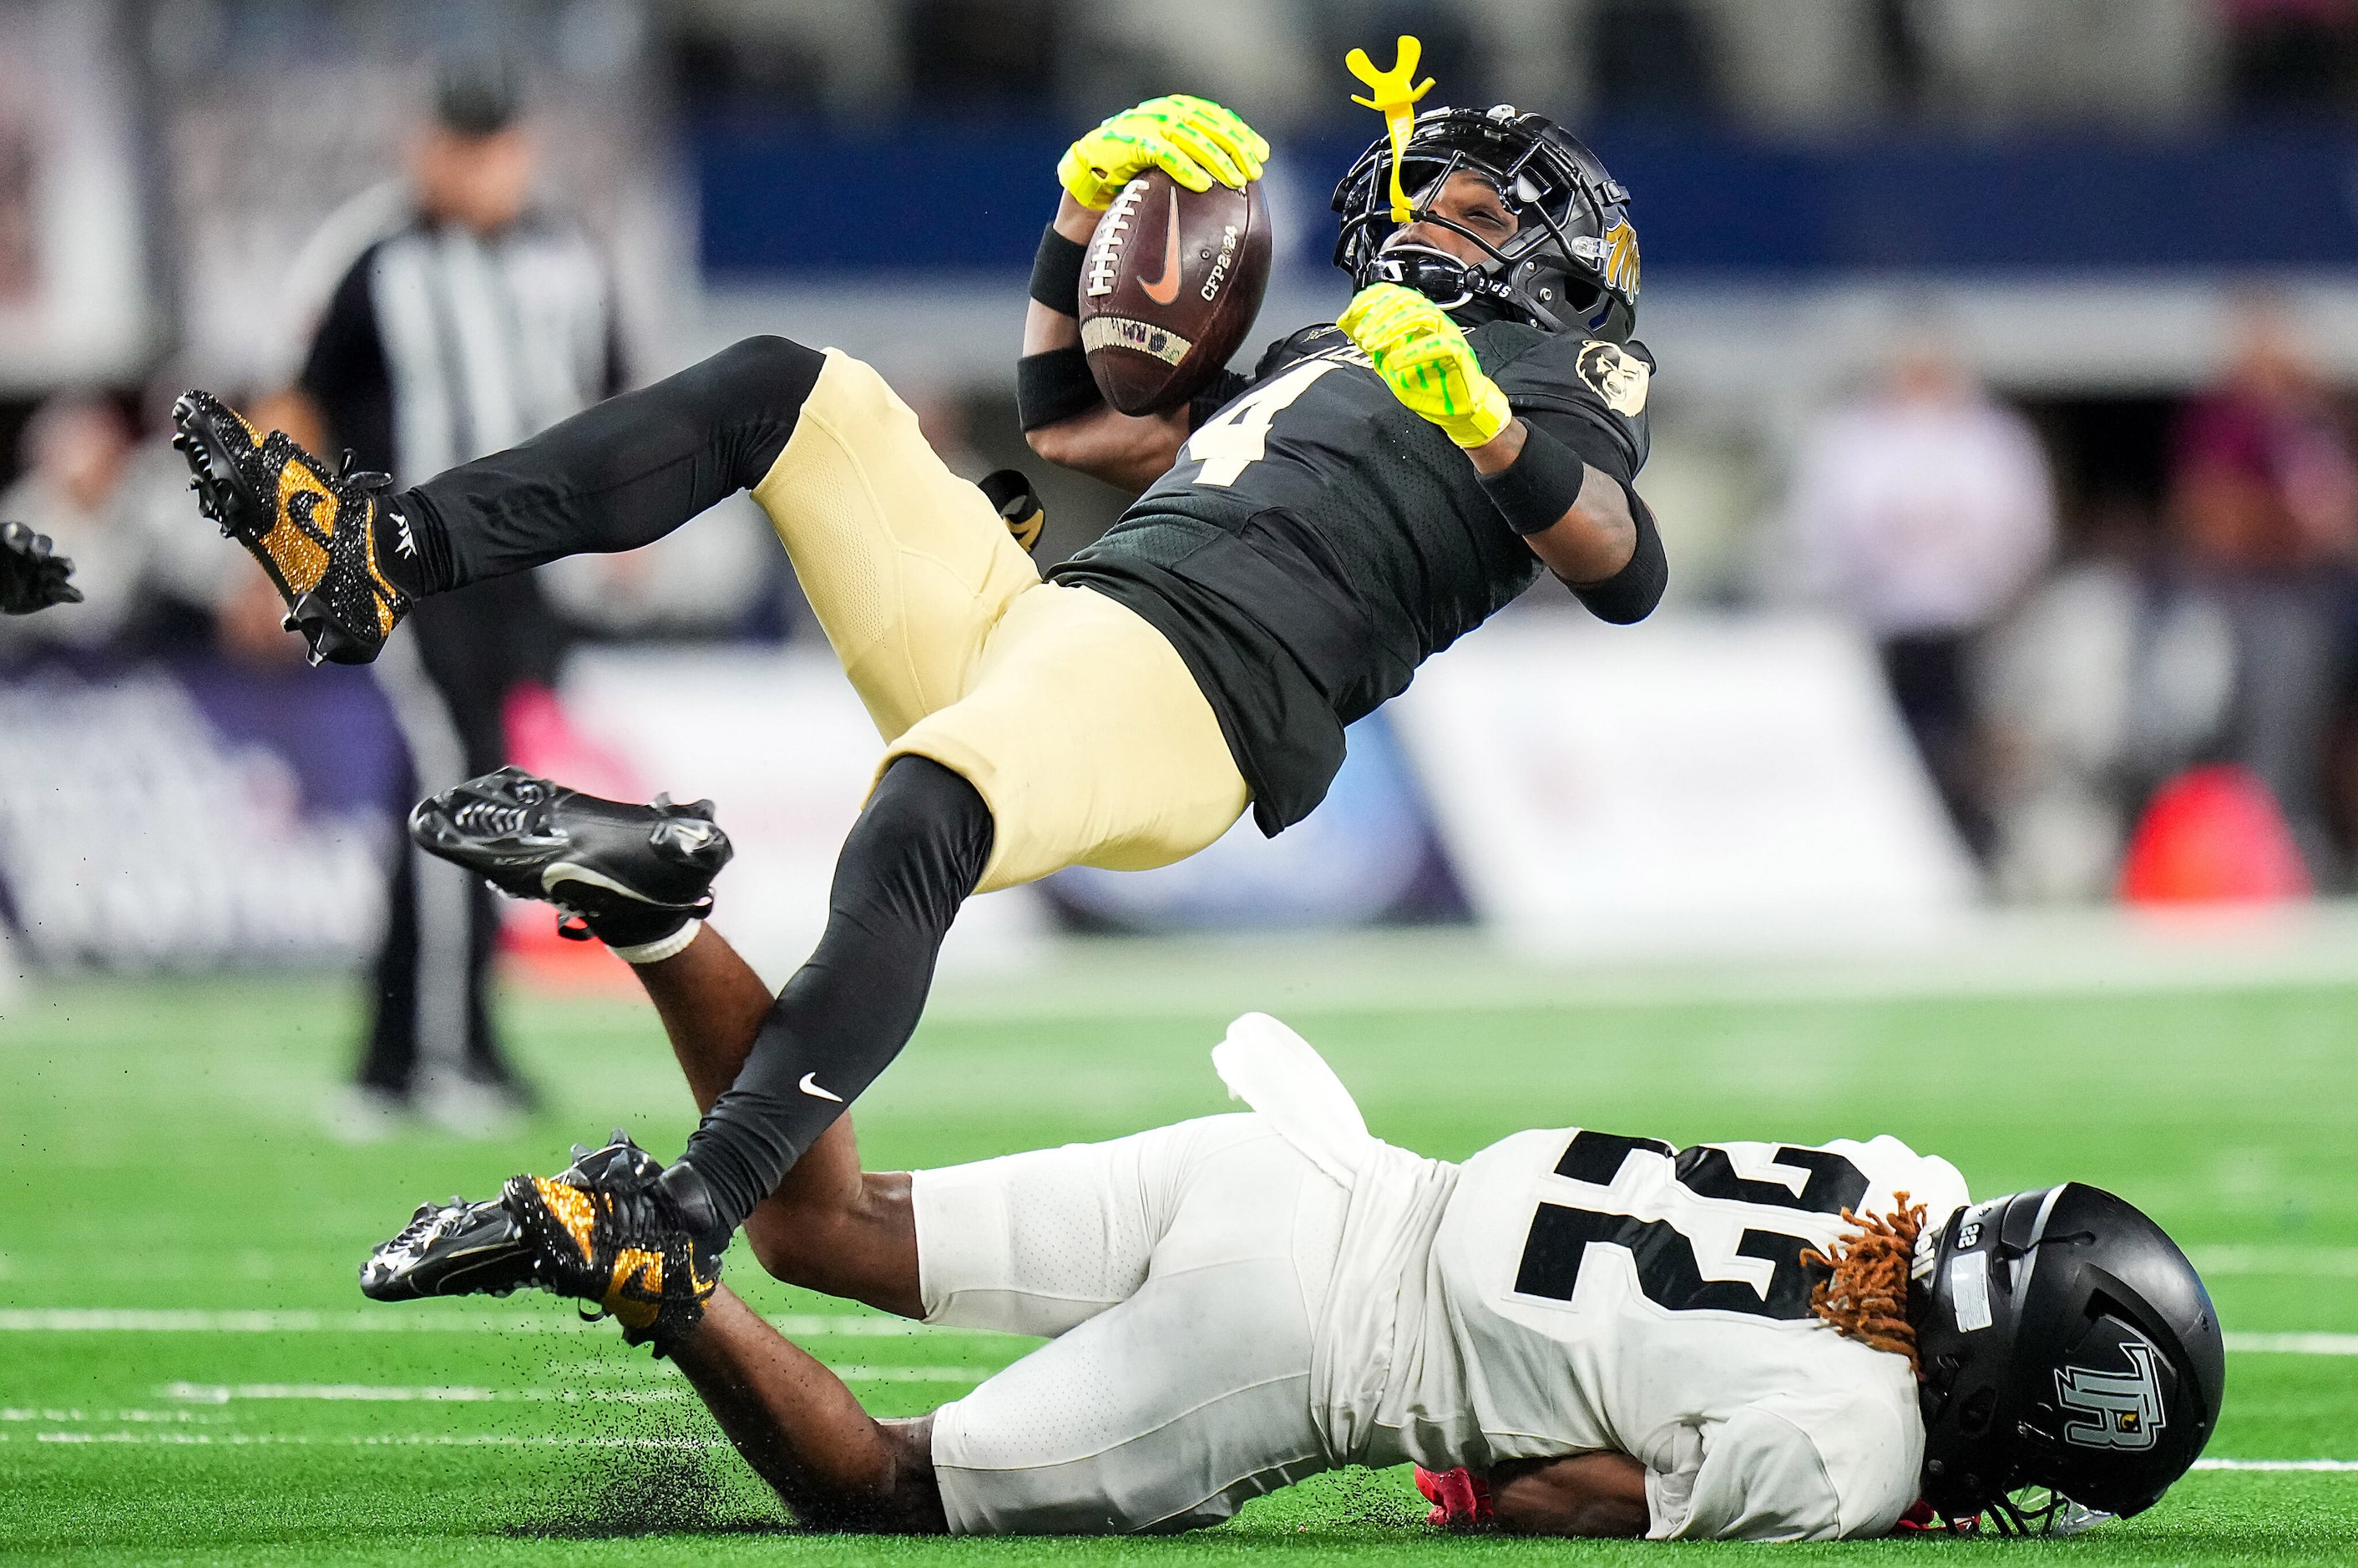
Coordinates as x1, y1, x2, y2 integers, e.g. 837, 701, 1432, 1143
1479, 420, 1589, 536
1016, 345, 1104, 430
1028, 225, 1090, 314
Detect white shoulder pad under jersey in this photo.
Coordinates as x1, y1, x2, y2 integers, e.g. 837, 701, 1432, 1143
1431, 1127, 1970, 1541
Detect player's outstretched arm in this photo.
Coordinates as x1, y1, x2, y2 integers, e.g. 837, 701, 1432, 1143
1488, 1452, 1649, 1538
1020, 97, 1268, 492
1460, 417, 1640, 584
1020, 199, 1192, 493
1336, 284, 1651, 600
670, 1284, 948, 1532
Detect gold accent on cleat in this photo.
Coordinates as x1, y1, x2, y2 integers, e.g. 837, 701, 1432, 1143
534, 1178, 599, 1265
605, 1246, 665, 1328
263, 464, 333, 594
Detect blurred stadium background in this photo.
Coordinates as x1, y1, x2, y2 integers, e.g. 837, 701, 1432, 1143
19, 0, 2358, 982
4, 1, 2358, 1557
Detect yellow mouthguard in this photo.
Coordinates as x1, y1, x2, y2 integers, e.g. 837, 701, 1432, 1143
1346, 35, 1436, 224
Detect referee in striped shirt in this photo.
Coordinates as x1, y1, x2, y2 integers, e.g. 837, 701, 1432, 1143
269, 60, 624, 1136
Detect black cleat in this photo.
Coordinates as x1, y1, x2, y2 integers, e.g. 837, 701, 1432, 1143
170, 388, 408, 665
360, 1135, 721, 1349
978, 468, 1046, 554
0, 520, 82, 615
361, 1196, 537, 1302
407, 766, 732, 948
503, 1132, 723, 1348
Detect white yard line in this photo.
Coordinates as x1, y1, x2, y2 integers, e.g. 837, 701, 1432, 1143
154, 1369, 987, 1404
2221, 1332, 2358, 1355
8, 1432, 731, 1448
2188, 1247, 2358, 1277
2194, 1459, 2358, 1472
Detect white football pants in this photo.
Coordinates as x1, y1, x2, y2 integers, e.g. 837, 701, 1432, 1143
913, 1113, 1349, 1534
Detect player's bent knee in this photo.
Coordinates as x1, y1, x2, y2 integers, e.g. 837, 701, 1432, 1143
703, 334, 826, 411
669, 335, 829, 492
843, 757, 996, 904
718, 332, 823, 382
742, 1210, 809, 1285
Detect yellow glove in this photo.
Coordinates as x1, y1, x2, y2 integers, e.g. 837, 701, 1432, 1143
1337, 282, 1512, 448
1058, 94, 1270, 210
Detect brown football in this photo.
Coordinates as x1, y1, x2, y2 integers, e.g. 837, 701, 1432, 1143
1077, 170, 1273, 417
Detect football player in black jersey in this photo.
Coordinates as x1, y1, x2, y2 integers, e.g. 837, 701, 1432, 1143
171, 94, 1664, 1297
1027, 98, 1662, 832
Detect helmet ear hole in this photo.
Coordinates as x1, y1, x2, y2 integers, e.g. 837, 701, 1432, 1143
1959, 1387, 1999, 1437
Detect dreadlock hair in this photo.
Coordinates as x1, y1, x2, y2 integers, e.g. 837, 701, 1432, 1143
1803, 1193, 1929, 1375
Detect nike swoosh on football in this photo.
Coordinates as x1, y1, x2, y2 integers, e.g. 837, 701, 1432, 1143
1138, 188, 1184, 306
798, 1072, 844, 1104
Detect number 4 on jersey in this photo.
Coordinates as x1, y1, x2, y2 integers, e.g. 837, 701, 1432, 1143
1183, 358, 1343, 486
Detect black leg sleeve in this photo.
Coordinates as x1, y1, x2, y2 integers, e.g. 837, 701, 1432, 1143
678, 756, 994, 1234
398, 336, 825, 593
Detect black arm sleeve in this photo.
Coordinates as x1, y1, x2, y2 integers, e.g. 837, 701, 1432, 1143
1016, 346, 1104, 431
1564, 480, 1666, 625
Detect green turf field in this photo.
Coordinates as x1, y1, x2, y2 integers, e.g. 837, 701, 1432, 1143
3, 954, 2355, 1565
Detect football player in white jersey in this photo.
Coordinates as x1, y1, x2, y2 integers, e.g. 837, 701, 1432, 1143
364, 923, 2224, 1540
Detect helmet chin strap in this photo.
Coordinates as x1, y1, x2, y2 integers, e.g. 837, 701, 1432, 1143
1369, 243, 1478, 308
1369, 241, 1555, 331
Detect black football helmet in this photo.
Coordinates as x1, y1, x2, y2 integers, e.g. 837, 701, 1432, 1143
1331, 104, 1639, 341
1913, 1184, 2224, 1534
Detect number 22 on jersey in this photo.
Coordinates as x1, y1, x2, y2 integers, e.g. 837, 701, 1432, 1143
1514, 1131, 1870, 1321
1182, 357, 1344, 486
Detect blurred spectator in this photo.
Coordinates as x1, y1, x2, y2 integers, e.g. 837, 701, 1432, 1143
2167, 300, 2358, 878
261, 58, 623, 1140
1980, 516, 2238, 903
1775, 336, 2057, 858
2220, 0, 2358, 113
0, 397, 139, 650
0, 394, 235, 655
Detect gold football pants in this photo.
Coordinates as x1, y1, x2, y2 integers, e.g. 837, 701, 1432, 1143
748, 350, 1249, 893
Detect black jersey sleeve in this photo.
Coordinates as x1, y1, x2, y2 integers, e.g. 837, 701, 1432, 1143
1477, 325, 1667, 623
1481, 326, 1654, 483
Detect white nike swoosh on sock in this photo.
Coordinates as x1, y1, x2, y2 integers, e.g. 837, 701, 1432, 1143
798, 1073, 843, 1103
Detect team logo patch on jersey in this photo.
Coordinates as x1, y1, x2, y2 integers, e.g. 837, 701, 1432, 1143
1577, 341, 1650, 417
2056, 1341, 2167, 1451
